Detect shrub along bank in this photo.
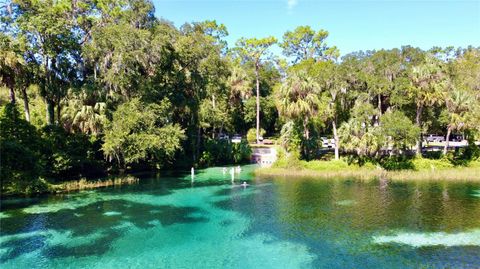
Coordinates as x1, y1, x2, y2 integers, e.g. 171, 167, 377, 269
256, 155, 480, 181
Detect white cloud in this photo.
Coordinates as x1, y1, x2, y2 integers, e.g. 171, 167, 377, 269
287, 0, 298, 10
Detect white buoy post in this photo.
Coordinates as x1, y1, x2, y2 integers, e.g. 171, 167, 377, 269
191, 167, 195, 181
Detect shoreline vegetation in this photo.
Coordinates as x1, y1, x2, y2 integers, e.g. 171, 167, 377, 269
50, 176, 140, 192
255, 159, 480, 182
3, 159, 479, 198
2, 0, 479, 196
1, 176, 141, 197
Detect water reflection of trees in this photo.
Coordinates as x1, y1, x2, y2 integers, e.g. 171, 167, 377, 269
275, 179, 480, 235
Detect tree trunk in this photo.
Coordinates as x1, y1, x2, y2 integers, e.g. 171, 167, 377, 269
57, 101, 61, 125
303, 117, 310, 140
9, 86, 16, 105
255, 63, 260, 144
118, 152, 126, 174
302, 119, 309, 159
332, 118, 339, 160
46, 99, 55, 125
195, 127, 202, 162
376, 94, 382, 125
21, 86, 30, 122
443, 126, 452, 155
415, 104, 423, 156
377, 94, 382, 114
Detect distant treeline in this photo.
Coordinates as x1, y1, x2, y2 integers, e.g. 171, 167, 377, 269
0, 0, 479, 194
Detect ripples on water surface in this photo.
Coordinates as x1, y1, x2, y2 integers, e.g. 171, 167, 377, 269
1, 165, 480, 268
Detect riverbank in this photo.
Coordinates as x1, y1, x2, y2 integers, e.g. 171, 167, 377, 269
1, 176, 141, 197
255, 160, 480, 182
49, 176, 140, 192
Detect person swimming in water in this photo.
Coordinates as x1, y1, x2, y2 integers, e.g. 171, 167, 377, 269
241, 181, 249, 188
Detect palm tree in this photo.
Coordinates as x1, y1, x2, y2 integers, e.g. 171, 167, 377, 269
408, 54, 446, 155
0, 34, 25, 105
443, 89, 473, 154
321, 62, 347, 160
228, 64, 252, 102
338, 95, 381, 158
73, 103, 107, 135
62, 99, 107, 135
278, 71, 320, 139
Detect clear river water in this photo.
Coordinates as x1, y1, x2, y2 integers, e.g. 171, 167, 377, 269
1, 165, 480, 268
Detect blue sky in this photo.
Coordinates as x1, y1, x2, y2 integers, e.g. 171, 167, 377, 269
152, 0, 480, 55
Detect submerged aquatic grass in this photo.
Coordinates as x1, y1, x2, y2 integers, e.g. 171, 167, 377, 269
335, 200, 357, 206
473, 190, 480, 197
50, 176, 139, 192
0, 212, 10, 219
2, 165, 480, 269
373, 229, 480, 247
1, 177, 315, 269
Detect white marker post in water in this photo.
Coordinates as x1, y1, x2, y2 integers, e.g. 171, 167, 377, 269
191, 167, 195, 181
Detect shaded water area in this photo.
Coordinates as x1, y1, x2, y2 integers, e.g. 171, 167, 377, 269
1, 165, 480, 268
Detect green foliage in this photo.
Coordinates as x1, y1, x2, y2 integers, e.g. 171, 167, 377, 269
102, 98, 185, 169
412, 158, 454, 170
273, 157, 376, 171
273, 155, 459, 172
243, 97, 278, 132
199, 97, 230, 131
232, 140, 252, 163
278, 121, 303, 153
84, 23, 152, 98
40, 125, 104, 179
61, 98, 107, 135
280, 25, 339, 63
247, 128, 265, 143
338, 96, 382, 159
272, 150, 302, 169
277, 71, 320, 139
235, 36, 277, 64
199, 139, 251, 166
200, 139, 231, 167
0, 32, 25, 96
380, 110, 420, 152
0, 104, 46, 194
302, 159, 351, 170
379, 156, 415, 170
2, 0, 480, 194
447, 132, 480, 165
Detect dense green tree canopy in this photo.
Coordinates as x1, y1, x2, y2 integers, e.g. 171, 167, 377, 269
102, 98, 185, 169
1, 0, 479, 194
280, 25, 339, 63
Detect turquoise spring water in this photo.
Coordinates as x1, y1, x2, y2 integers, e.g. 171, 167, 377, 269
1, 165, 480, 268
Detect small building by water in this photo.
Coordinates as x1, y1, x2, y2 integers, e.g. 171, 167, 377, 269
251, 147, 277, 167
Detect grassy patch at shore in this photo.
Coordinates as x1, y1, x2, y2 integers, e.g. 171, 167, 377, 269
256, 159, 480, 182
49, 176, 139, 192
